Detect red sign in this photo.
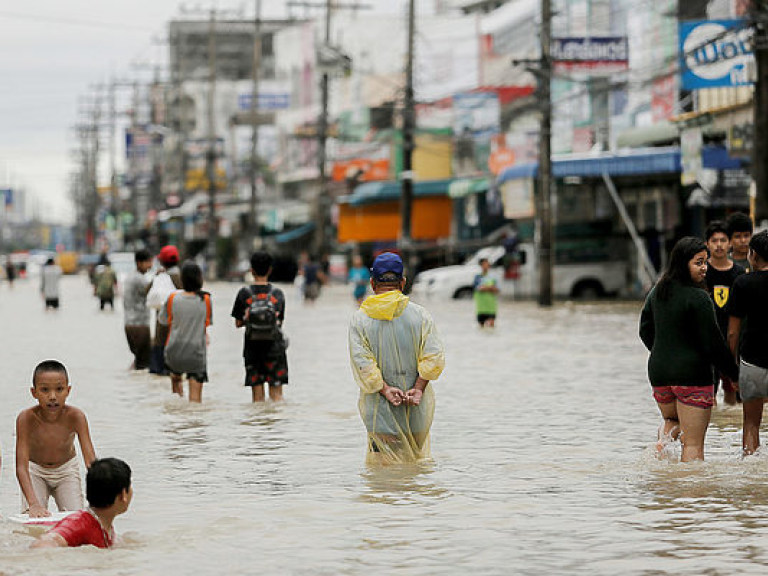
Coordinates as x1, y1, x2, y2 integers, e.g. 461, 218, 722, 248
331, 159, 389, 182
652, 74, 676, 121
488, 148, 516, 175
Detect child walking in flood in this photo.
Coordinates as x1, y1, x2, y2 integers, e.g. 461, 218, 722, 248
16, 360, 97, 517
158, 261, 212, 403
231, 251, 288, 402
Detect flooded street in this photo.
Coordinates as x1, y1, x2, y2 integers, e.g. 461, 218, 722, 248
2, 274, 768, 575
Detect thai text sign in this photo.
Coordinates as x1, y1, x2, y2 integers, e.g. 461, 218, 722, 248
552, 37, 628, 75
238, 92, 291, 111
679, 20, 753, 89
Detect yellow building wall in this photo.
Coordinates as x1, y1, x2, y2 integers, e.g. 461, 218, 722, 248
413, 134, 453, 180
338, 197, 452, 243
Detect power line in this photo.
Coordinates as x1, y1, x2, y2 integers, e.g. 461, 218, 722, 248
0, 9, 154, 31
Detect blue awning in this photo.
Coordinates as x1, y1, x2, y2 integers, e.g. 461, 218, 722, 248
273, 221, 316, 243
497, 147, 682, 184
701, 146, 745, 170
342, 178, 455, 207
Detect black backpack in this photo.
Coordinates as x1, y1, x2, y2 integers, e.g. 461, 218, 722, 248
245, 286, 279, 341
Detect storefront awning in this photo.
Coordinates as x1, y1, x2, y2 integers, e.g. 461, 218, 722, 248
448, 177, 489, 198
342, 178, 455, 207
273, 221, 316, 244
497, 147, 682, 184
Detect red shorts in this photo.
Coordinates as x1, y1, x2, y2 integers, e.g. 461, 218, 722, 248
653, 385, 715, 409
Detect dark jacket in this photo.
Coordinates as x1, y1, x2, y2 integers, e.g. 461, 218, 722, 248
639, 282, 738, 386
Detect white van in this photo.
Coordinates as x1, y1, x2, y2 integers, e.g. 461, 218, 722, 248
411, 243, 628, 300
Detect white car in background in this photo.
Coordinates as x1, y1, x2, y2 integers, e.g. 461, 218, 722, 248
411, 243, 628, 300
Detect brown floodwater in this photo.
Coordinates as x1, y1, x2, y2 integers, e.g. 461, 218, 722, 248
1, 275, 766, 575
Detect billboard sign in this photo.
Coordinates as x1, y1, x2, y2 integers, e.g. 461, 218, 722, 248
679, 20, 753, 89
238, 92, 291, 111
552, 37, 628, 75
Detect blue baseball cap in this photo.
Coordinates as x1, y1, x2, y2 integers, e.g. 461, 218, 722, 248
371, 252, 404, 281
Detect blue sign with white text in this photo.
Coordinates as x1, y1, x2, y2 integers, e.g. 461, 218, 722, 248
238, 93, 291, 111
679, 20, 754, 89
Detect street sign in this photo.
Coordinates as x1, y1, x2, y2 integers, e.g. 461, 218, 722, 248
679, 20, 753, 89
238, 92, 291, 111
552, 37, 629, 75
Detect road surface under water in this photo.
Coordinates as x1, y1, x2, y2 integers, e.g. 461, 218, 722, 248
0, 274, 766, 575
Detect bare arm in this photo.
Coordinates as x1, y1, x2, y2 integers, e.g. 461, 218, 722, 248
30, 531, 67, 549
73, 410, 96, 468
728, 316, 742, 361
15, 413, 49, 518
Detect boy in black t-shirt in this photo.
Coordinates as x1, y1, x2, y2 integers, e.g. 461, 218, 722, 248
704, 220, 745, 404
726, 212, 753, 272
231, 251, 288, 402
727, 230, 768, 455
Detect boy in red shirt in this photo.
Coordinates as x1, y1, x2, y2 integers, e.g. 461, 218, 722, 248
32, 458, 132, 549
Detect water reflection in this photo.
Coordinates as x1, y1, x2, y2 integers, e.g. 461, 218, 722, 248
359, 461, 450, 505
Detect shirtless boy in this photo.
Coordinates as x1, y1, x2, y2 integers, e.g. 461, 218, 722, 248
16, 360, 97, 518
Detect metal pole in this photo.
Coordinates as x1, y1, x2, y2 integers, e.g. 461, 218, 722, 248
314, 0, 332, 254
248, 0, 262, 255
752, 1, 768, 224
537, 0, 553, 307
401, 0, 415, 289
206, 9, 218, 279
109, 79, 120, 247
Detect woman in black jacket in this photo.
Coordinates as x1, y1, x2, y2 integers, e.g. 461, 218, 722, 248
639, 237, 738, 461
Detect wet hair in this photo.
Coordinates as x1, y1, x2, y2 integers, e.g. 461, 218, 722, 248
655, 236, 708, 301
86, 458, 131, 508
479, 258, 489, 265
135, 248, 152, 263
45, 257, 55, 265
705, 220, 728, 242
250, 251, 273, 276
726, 212, 753, 237
181, 261, 203, 292
749, 230, 768, 262
32, 360, 69, 387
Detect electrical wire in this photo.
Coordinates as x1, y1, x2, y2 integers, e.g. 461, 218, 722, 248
0, 9, 155, 31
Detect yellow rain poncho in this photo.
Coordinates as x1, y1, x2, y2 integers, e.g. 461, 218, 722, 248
349, 290, 445, 464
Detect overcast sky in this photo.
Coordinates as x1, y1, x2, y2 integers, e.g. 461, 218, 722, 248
0, 1, 417, 225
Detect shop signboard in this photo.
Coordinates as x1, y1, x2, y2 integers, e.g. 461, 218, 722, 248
681, 127, 703, 186
679, 20, 753, 89
453, 92, 500, 176
501, 178, 534, 219
728, 122, 753, 157
551, 36, 629, 75
238, 92, 291, 111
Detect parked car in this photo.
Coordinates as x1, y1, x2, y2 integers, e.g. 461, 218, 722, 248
411, 243, 628, 300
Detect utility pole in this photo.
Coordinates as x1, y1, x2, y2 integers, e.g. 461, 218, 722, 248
109, 78, 120, 246
400, 0, 416, 289
537, 0, 553, 307
206, 9, 219, 279
313, 0, 333, 254
752, 0, 768, 224
247, 0, 263, 255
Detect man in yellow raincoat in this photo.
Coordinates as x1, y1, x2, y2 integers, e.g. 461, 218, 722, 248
348, 252, 445, 463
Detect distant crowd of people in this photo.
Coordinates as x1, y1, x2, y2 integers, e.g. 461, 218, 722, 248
2, 246, 444, 550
